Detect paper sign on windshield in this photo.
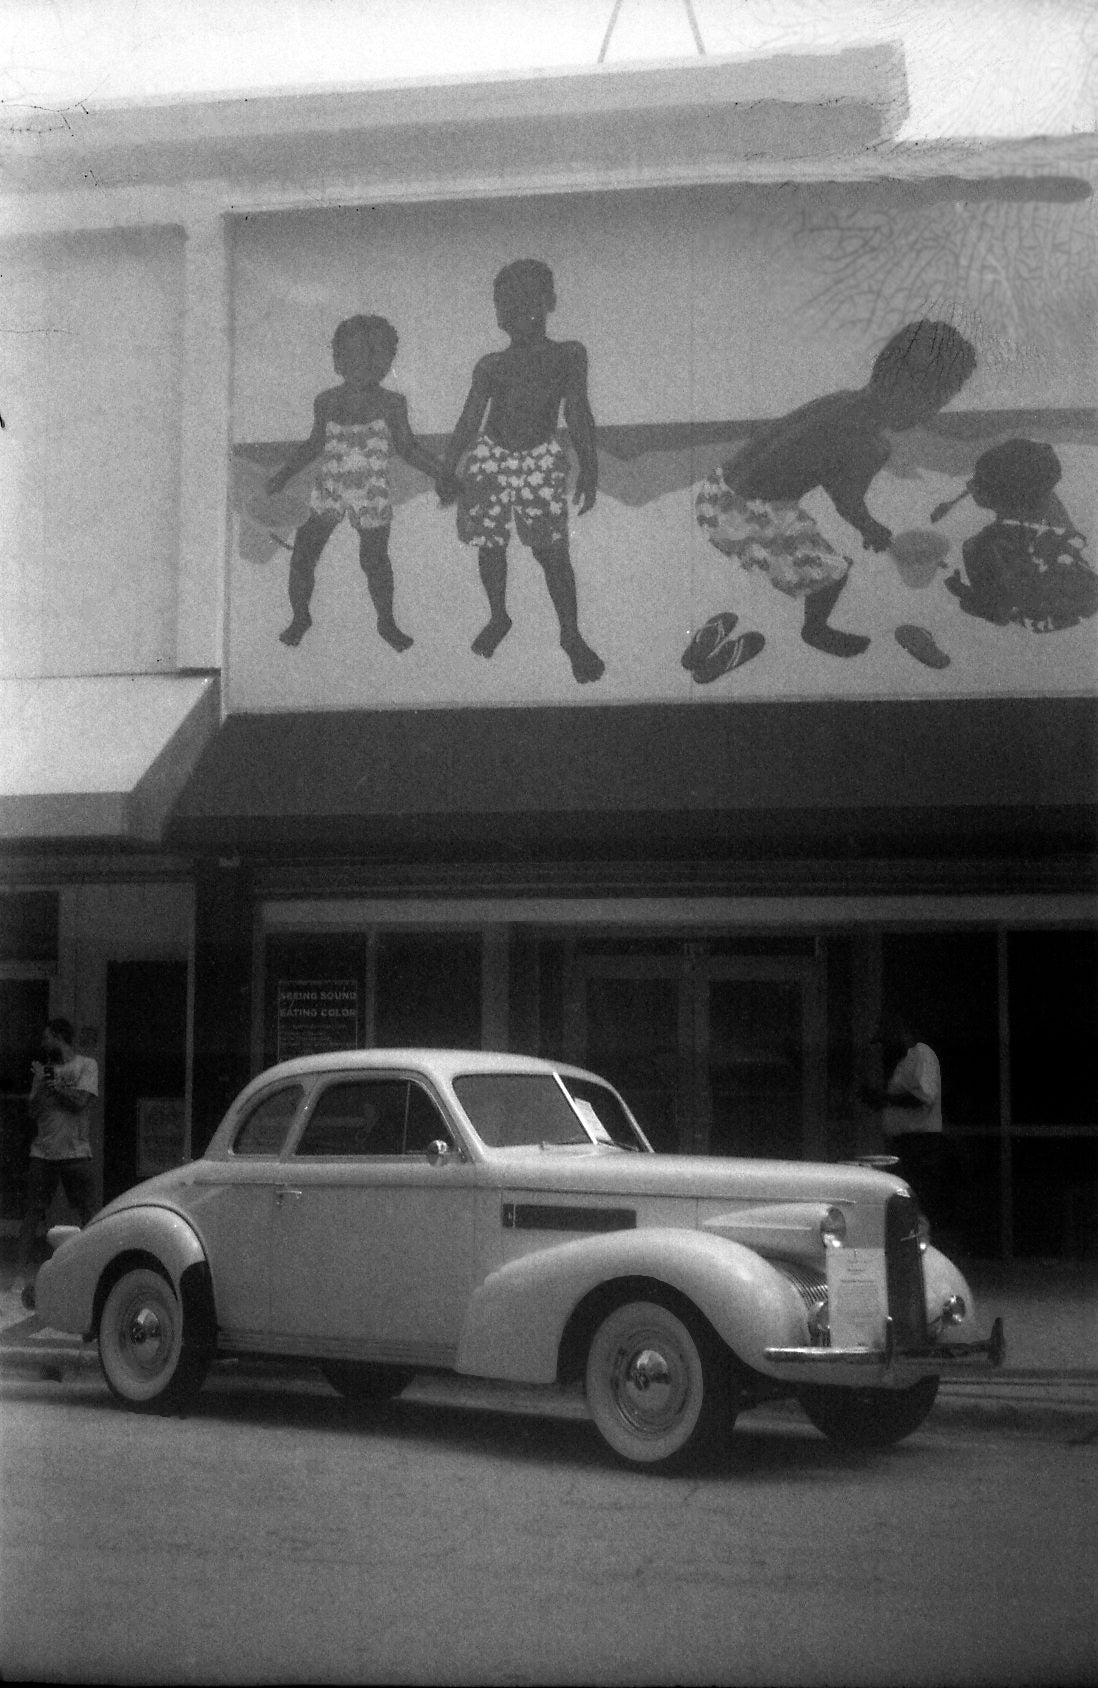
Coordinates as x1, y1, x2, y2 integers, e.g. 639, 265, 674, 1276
571, 1098, 615, 1144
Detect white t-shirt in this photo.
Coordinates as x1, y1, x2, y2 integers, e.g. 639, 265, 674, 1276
29, 1054, 98, 1160
883, 1042, 942, 1137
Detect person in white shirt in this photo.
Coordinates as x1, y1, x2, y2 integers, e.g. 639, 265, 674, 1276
15, 1017, 98, 1309
861, 1010, 945, 1226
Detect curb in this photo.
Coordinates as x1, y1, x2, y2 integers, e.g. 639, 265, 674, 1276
3, 1335, 1096, 1442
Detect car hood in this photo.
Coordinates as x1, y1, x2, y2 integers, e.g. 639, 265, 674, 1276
487, 1148, 906, 1206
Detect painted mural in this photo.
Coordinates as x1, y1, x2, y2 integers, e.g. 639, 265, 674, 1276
228, 183, 1096, 711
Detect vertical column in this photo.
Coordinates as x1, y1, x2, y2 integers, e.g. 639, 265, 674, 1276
802, 944, 828, 1163
175, 215, 232, 672
851, 931, 882, 1157
997, 928, 1013, 1262
191, 859, 253, 1157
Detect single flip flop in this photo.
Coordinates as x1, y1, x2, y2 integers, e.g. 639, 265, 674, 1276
693, 629, 766, 684
682, 612, 738, 671
895, 624, 950, 669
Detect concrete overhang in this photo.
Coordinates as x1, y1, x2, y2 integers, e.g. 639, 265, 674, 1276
0, 675, 220, 845
0, 46, 908, 197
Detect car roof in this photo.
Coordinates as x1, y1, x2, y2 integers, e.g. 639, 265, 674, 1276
243, 1048, 599, 1088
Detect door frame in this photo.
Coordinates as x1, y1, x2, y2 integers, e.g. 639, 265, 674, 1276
566, 945, 826, 1158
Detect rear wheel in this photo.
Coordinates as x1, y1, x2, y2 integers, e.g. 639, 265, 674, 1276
98, 1265, 213, 1414
798, 1377, 940, 1450
584, 1298, 734, 1471
321, 1362, 414, 1405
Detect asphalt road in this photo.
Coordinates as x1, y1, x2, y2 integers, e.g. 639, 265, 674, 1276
2, 1370, 1096, 1686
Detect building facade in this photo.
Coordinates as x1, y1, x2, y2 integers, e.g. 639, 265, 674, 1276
1, 39, 1095, 1258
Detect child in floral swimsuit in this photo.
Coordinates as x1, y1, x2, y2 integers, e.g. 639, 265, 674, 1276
441, 259, 604, 683
695, 320, 977, 657
943, 438, 1097, 633
267, 315, 454, 649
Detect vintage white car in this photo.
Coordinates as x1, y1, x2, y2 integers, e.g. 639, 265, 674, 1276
38, 1049, 1003, 1469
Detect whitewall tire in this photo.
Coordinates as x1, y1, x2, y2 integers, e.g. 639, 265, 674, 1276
585, 1298, 734, 1471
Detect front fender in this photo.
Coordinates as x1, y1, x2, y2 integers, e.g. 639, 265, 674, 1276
922, 1243, 983, 1342
35, 1205, 209, 1339
455, 1228, 809, 1384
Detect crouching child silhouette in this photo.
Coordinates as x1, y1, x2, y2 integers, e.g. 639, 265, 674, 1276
267, 314, 455, 649
942, 437, 1097, 633
440, 259, 605, 683
696, 320, 977, 657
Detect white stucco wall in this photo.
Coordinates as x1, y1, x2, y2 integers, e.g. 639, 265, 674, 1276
0, 227, 184, 678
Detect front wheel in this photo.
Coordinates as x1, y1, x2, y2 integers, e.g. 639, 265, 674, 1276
98, 1265, 213, 1414
584, 1298, 735, 1471
798, 1376, 940, 1450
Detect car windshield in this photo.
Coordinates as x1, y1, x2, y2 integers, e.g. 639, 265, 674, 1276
558, 1075, 647, 1151
452, 1071, 645, 1150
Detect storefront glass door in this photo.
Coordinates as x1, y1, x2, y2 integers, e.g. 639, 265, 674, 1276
573, 949, 823, 1159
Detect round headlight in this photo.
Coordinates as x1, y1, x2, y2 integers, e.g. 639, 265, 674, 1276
820, 1206, 847, 1248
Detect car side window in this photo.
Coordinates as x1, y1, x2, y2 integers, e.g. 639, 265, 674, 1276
404, 1082, 454, 1154
295, 1079, 407, 1157
232, 1084, 304, 1156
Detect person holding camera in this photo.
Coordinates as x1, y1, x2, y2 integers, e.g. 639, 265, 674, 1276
15, 1018, 98, 1310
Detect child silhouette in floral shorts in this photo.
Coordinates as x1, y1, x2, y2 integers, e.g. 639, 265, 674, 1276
267, 314, 454, 649
441, 260, 604, 683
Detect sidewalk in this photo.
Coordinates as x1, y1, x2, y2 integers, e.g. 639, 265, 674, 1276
2, 1257, 1094, 1439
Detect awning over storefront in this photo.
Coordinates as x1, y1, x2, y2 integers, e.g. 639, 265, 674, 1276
166, 697, 1098, 875
0, 675, 220, 844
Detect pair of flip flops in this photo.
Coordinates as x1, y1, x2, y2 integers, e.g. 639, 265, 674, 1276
681, 613, 765, 683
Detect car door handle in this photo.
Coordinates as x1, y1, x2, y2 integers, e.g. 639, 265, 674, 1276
274, 1186, 304, 1206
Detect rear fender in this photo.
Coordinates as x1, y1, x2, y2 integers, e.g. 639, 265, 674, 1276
35, 1205, 209, 1339
455, 1228, 808, 1384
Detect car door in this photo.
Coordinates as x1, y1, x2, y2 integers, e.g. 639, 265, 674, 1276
267, 1072, 478, 1365
185, 1078, 307, 1338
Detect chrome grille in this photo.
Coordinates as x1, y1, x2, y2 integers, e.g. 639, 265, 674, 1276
775, 1262, 828, 1311
885, 1192, 929, 1347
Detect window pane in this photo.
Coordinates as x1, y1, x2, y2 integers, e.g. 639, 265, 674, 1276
296, 1080, 407, 1156
233, 1084, 303, 1156
404, 1083, 451, 1154
583, 976, 680, 1152
375, 935, 481, 1048
1009, 931, 1098, 1127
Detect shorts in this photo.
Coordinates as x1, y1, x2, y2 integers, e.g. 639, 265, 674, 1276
310, 421, 393, 532
695, 471, 849, 597
457, 436, 570, 550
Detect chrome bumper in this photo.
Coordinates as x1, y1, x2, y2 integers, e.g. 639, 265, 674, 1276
765, 1315, 1005, 1372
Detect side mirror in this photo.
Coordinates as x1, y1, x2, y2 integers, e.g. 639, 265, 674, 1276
425, 1139, 451, 1165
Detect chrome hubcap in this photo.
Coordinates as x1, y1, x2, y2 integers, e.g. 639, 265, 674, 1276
129, 1307, 162, 1346
121, 1300, 171, 1373
613, 1337, 689, 1435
